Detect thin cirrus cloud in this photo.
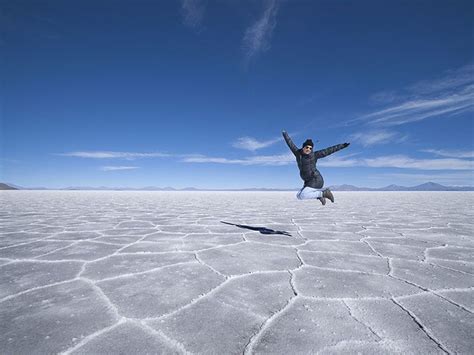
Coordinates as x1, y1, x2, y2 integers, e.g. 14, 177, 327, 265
360, 155, 473, 170
360, 89, 473, 126
242, 0, 280, 64
349, 130, 407, 147
408, 63, 474, 95
355, 63, 474, 127
318, 154, 474, 170
182, 152, 474, 170
59, 148, 474, 171
59, 151, 170, 160
232, 136, 281, 151
100, 166, 139, 171
376, 172, 474, 185
421, 149, 474, 159
181, 153, 294, 166
181, 0, 206, 29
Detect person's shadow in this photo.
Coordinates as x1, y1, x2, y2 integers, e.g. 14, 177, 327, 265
221, 221, 292, 236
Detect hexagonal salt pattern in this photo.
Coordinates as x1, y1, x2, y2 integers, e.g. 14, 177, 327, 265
0, 190, 473, 354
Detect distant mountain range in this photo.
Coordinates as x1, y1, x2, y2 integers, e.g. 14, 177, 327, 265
2, 182, 474, 191
328, 182, 474, 191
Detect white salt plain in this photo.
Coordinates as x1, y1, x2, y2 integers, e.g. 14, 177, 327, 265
0, 190, 473, 354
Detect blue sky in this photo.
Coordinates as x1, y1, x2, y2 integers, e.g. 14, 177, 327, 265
1, 0, 473, 189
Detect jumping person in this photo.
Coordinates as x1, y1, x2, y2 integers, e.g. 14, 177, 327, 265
282, 130, 350, 205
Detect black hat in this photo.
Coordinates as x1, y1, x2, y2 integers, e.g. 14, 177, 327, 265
302, 139, 314, 148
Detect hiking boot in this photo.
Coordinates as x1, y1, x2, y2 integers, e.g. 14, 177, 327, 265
323, 188, 334, 203
318, 197, 326, 205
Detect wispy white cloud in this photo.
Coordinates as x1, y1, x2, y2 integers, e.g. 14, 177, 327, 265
242, 0, 279, 64
349, 129, 407, 147
182, 152, 474, 170
356, 63, 474, 127
59, 151, 170, 160
361, 155, 473, 170
421, 149, 474, 159
374, 172, 474, 186
322, 154, 473, 170
181, 0, 206, 29
182, 153, 293, 166
409, 63, 474, 95
318, 153, 362, 168
359, 85, 473, 126
59, 146, 473, 172
100, 166, 140, 171
232, 136, 281, 151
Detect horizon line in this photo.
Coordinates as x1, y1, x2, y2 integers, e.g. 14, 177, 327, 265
2, 181, 474, 191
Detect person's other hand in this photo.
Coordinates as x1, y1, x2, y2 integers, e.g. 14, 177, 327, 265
343, 142, 350, 148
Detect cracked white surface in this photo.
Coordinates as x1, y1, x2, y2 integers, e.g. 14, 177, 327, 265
0, 190, 473, 354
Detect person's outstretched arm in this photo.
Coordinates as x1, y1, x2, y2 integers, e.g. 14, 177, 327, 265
282, 130, 299, 156
314, 142, 350, 159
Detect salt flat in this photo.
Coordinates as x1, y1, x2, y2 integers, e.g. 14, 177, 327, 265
0, 190, 473, 354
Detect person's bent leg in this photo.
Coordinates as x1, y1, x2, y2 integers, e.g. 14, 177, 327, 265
299, 187, 326, 205
297, 187, 325, 203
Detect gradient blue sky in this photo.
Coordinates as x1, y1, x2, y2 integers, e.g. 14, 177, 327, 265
2, 0, 473, 189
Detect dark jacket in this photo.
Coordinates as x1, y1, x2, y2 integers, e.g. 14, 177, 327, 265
283, 131, 348, 189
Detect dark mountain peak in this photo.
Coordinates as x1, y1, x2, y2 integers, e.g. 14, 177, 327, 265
0, 183, 18, 190
412, 182, 448, 191
417, 182, 444, 187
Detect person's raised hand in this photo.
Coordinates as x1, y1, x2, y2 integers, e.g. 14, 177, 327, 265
343, 142, 350, 148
